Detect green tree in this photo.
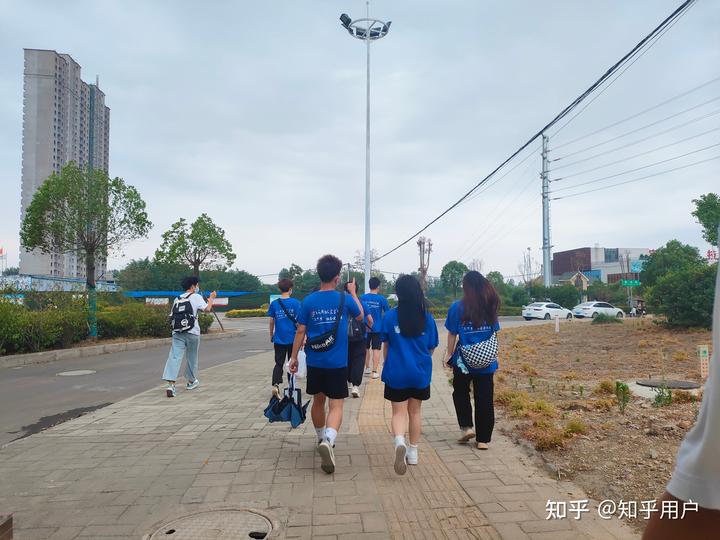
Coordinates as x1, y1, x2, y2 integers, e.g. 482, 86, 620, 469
440, 261, 469, 298
20, 163, 151, 337
647, 263, 716, 328
2, 267, 19, 276
278, 263, 304, 282
548, 284, 581, 309
155, 214, 236, 276
486, 271, 506, 295
586, 281, 626, 305
692, 193, 720, 246
640, 240, 704, 288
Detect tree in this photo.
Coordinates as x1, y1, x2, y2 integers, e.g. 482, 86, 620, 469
647, 263, 716, 328
155, 214, 236, 276
586, 281, 626, 305
692, 193, 720, 246
640, 240, 704, 288
278, 263, 304, 282
2, 267, 19, 276
486, 271, 506, 295
20, 163, 151, 337
440, 261, 469, 298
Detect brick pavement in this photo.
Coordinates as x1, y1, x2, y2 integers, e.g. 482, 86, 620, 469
0, 331, 638, 539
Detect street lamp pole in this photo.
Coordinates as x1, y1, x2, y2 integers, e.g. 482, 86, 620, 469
339, 6, 391, 292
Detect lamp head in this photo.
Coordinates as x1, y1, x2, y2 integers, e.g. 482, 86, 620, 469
339, 13, 352, 28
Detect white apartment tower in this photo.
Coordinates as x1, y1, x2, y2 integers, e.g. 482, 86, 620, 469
19, 49, 110, 279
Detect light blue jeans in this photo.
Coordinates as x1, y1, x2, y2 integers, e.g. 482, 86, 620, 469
162, 332, 200, 383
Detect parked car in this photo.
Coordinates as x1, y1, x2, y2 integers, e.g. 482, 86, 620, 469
522, 302, 573, 321
572, 301, 624, 319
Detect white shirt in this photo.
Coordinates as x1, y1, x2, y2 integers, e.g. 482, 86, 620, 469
667, 264, 720, 509
171, 292, 208, 336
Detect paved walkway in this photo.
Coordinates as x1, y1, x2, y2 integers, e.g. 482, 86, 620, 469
0, 332, 637, 539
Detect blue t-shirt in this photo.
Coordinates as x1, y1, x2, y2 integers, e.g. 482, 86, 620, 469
360, 300, 372, 336
360, 293, 390, 332
380, 308, 439, 390
267, 297, 301, 345
298, 291, 362, 369
444, 300, 500, 375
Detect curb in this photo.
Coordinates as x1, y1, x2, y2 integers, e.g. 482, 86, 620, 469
0, 330, 244, 370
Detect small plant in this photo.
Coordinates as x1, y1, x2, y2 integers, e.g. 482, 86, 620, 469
652, 384, 673, 407
594, 380, 615, 395
496, 389, 528, 405
592, 313, 622, 325
673, 390, 696, 404
564, 419, 589, 436
521, 363, 538, 376
615, 381, 631, 414
529, 376, 536, 391
579, 385, 585, 398
672, 351, 690, 362
593, 398, 614, 411
529, 399, 557, 417
523, 424, 566, 451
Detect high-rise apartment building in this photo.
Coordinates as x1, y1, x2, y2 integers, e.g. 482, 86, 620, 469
19, 49, 110, 279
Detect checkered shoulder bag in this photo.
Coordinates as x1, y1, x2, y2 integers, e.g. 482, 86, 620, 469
458, 333, 498, 370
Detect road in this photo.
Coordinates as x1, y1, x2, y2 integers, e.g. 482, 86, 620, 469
0, 316, 546, 448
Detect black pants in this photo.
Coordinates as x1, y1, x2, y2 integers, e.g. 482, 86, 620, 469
273, 344, 292, 385
347, 339, 366, 386
452, 368, 494, 443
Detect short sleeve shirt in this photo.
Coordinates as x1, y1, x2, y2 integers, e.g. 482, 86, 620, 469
444, 300, 500, 374
267, 297, 301, 345
380, 309, 439, 389
298, 291, 362, 369
171, 292, 208, 336
360, 293, 390, 332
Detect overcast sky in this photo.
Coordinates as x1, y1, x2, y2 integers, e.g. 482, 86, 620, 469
1, 0, 718, 283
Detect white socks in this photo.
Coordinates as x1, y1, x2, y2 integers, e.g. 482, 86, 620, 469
394, 435, 406, 447
315, 427, 325, 441
325, 428, 338, 446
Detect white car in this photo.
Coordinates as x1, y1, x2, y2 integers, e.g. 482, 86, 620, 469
522, 302, 573, 321
572, 301, 624, 319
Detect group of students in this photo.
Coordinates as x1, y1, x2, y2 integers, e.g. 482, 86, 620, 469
268, 254, 501, 475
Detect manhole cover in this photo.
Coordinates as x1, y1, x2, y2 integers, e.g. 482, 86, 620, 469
57, 370, 97, 377
636, 379, 701, 390
147, 509, 272, 539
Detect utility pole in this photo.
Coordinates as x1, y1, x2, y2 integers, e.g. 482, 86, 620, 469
541, 133, 552, 288
417, 237, 432, 292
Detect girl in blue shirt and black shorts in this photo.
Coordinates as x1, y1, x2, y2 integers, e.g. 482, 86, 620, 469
380, 275, 439, 475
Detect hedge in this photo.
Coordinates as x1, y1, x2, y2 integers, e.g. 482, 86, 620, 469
0, 301, 213, 355
226, 308, 267, 318
428, 305, 522, 319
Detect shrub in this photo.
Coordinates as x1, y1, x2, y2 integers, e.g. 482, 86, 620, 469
564, 419, 589, 436
225, 308, 267, 318
529, 399, 556, 417
594, 380, 615, 395
647, 263, 716, 328
652, 385, 673, 407
97, 303, 169, 339
524, 424, 566, 451
0, 302, 87, 355
593, 398, 615, 411
672, 351, 690, 362
199, 313, 213, 334
496, 389, 527, 405
615, 381, 631, 414
592, 314, 622, 325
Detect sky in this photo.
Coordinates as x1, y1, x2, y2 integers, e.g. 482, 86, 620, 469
0, 0, 718, 284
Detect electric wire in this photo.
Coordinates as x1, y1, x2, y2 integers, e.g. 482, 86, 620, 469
552, 142, 720, 191
551, 134, 720, 182
552, 154, 720, 200
373, 0, 698, 264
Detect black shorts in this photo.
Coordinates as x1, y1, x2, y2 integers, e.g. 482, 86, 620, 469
384, 385, 431, 402
306, 366, 349, 399
366, 332, 382, 350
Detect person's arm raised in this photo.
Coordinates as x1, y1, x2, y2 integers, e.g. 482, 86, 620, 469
346, 278, 364, 321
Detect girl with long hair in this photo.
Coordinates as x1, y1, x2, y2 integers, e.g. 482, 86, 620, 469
380, 274, 439, 475
444, 271, 500, 450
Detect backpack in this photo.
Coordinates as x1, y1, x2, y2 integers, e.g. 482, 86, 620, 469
170, 294, 196, 333
348, 317, 365, 342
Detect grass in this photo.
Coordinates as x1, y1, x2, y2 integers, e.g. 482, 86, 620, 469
672, 351, 690, 362
520, 363, 539, 376
523, 423, 566, 450
591, 314, 623, 325
593, 398, 615, 411
564, 418, 589, 436
594, 380, 615, 395
673, 390, 696, 404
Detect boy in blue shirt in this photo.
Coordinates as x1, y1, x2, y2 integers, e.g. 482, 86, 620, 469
361, 277, 390, 379
267, 278, 301, 398
289, 255, 363, 474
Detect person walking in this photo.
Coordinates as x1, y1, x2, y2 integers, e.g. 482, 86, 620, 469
444, 271, 500, 450
162, 276, 216, 397
361, 276, 390, 379
380, 275, 438, 475
344, 281, 373, 398
267, 278, 301, 398
288, 255, 363, 474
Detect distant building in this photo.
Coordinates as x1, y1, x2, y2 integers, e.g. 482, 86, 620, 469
19, 49, 110, 280
552, 245, 651, 283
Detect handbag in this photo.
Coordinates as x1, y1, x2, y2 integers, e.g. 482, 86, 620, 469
305, 293, 346, 353
457, 332, 498, 370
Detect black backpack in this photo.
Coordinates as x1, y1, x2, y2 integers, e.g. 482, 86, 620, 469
348, 316, 365, 342
170, 294, 196, 333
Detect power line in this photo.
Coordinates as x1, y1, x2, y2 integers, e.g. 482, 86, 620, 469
553, 99, 720, 160
552, 154, 720, 200
550, 124, 720, 171
373, 0, 698, 264
551, 76, 720, 150
552, 136, 720, 181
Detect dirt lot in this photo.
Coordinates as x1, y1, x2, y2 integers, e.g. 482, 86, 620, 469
495, 318, 712, 530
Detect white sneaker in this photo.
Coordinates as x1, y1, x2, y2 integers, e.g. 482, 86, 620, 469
166, 384, 176, 398
351, 385, 360, 398
364, 367, 371, 375
371, 371, 379, 379
272, 384, 280, 398
394, 442, 408, 475
186, 379, 200, 390
458, 427, 475, 443
407, 445, 418, 465
318, 440, 336, 474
